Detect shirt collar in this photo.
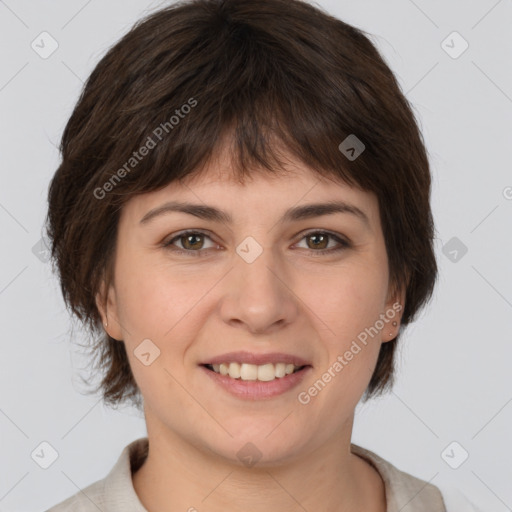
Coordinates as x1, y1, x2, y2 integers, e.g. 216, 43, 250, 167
351, 443, 446, 512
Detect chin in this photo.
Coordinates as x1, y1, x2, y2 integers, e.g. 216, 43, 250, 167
204, 422, 310, 468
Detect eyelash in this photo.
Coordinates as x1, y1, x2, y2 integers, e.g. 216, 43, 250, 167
162, 229, 351, 257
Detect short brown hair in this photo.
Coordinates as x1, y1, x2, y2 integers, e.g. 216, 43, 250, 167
45, 0, 437, 409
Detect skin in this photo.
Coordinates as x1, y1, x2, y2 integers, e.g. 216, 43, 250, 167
97, 146, 404, 512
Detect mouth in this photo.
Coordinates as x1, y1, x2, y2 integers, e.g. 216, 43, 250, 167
199, 351, 313, 399
199, 350, 313, 400
201, 362, 309, 382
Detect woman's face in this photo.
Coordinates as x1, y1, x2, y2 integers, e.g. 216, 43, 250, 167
100, 151, 403, 466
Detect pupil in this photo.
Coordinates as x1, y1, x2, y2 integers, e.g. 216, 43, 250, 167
310, 234, 327, 249
182, 234, 328, 251
185, 234, 202, 249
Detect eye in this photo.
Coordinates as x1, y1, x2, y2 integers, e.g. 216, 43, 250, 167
162, 229, 351, 257
162, 230, 217, 256
295, 230, 351, 255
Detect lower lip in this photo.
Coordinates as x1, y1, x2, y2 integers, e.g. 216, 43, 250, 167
200, 365, 312, 400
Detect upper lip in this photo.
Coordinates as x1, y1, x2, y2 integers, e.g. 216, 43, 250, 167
201, 351, 312, 367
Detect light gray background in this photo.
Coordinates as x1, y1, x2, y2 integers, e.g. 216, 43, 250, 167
1, 1, 511, 511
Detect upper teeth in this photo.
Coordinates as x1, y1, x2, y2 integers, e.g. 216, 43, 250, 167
211, 362, 300, 381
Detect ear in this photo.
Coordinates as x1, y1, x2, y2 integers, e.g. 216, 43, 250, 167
95, 278, 123, 341
381, 278, 406, 343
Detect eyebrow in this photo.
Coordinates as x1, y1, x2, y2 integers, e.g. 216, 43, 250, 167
139, 200, 370, 228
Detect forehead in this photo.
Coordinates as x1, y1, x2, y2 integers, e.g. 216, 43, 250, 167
120, 145, 380, 230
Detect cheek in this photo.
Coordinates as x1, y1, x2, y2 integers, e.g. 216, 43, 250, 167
114, 255, 201, 337
113, 260, 198, 402
301, 261, 388, 342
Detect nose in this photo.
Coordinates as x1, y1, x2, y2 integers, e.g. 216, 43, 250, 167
219, 245, 300, 335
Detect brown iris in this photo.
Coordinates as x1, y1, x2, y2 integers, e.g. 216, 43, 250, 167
306, 233, 329, 250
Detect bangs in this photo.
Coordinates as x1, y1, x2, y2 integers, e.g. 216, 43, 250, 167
80, 3, 396, 205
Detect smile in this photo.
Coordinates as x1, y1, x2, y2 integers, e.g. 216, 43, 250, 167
200, 362, 312, 400
204, 362, 305, 381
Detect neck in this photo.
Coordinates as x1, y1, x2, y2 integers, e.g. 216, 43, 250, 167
132, 415, 386, 512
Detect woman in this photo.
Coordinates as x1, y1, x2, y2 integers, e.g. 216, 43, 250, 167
44, 0, 480, 510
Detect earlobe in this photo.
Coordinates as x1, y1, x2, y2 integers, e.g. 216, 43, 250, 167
95, 279, 107, 325
382, 283, 406, 342
95, 279, 123, 340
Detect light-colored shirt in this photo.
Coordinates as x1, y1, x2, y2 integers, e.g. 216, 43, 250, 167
45, 437, 481, 512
